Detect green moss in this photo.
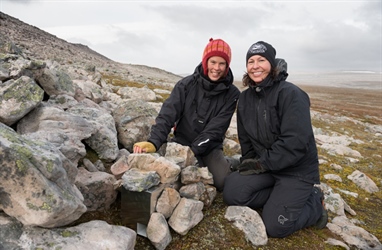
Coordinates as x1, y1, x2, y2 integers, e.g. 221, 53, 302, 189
98, 72, 176, 104
29, 193, 60, 214
26, 202, 39, 211
0, 77, 43, 116
55, 70, 75, 93
9, 143, 56, 174
11, 144, 33, 173
60, 230, 79, 238
46, 242, 57, 248
101, 73, 173, 99
54, 96, 68, 104
28, 60, 46, 70
61, 190, 76, 202
40, 202, 52, 213
84, 144, 101, 163
101, 73, 143, 88
15, 159, 28, 173
45, 160, 54, 173
1, 78, 43, 103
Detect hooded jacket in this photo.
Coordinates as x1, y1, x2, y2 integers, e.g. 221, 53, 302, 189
237, 63, 320, 183
148, 63, 240, 157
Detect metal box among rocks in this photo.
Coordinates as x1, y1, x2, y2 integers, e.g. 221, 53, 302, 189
120, 184, 165, 236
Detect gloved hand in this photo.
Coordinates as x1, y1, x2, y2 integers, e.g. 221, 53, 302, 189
237, 159, 267, 175
133, 141, 156, 153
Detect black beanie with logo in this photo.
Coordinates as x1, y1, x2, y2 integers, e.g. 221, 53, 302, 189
246, 41, 277, 68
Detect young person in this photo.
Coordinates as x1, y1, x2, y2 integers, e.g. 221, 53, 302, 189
223, 41, 327, 237
133, 38, 240, 192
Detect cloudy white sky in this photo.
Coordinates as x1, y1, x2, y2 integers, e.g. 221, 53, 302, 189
1, 0, 381, 77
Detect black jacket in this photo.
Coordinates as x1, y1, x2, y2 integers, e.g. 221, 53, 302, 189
237, 68, 320, 183
149, 63, 240, 157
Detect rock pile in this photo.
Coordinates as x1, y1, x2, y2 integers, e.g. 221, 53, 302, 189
114, 143, 216, 249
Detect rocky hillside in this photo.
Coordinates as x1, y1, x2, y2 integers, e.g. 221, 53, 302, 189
0, 12, 182, 88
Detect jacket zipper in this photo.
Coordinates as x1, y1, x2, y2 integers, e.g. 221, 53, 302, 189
263, 108, 270, 143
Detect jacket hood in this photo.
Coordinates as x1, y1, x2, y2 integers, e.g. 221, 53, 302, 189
192, 63, 235, 96
194, 63, 234, 87
275, 58, 289, 82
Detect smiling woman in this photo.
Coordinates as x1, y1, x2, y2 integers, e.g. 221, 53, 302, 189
224, 40, 327, 238
202, 38, 231, 82
133, 37, 240, 192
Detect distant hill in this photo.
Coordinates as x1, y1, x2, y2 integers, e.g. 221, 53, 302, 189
0, 11, 182, 85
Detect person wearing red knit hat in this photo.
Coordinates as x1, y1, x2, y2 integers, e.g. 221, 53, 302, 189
133, 38, 240, 192
202, 38, 232, 79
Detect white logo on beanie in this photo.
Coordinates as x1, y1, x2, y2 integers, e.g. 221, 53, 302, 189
249, 43, 267, 54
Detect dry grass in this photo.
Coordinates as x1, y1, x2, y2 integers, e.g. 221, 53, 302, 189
299, 85, 382, 124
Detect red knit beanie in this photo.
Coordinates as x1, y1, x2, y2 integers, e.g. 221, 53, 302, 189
202, 38, 231, 76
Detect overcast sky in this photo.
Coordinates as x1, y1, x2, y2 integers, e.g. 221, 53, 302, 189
1, 0, 381, 77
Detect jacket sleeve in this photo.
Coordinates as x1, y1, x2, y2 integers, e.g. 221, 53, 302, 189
148, 78, 188, 150
190, 86, 240, 156
261, 86, 314, 171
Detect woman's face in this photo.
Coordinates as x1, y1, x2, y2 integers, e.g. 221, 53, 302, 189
207, 56, 227, 81
246, 55, 271, 84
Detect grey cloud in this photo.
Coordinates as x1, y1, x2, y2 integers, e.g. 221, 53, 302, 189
296, 2, 380, 71
3, 0, 380, 74
146, 3, 271, 37
3, 0, 33, 3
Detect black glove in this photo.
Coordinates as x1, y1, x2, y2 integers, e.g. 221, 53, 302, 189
237, 159, 267, 175
195, 156, 205, 168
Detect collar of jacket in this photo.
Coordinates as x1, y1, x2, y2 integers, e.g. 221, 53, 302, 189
249, 74, 274, 96
194, 63, 233, 94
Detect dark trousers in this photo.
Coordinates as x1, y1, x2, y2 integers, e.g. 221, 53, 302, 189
223, 172, 322, 238
199, 149, 231, 192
